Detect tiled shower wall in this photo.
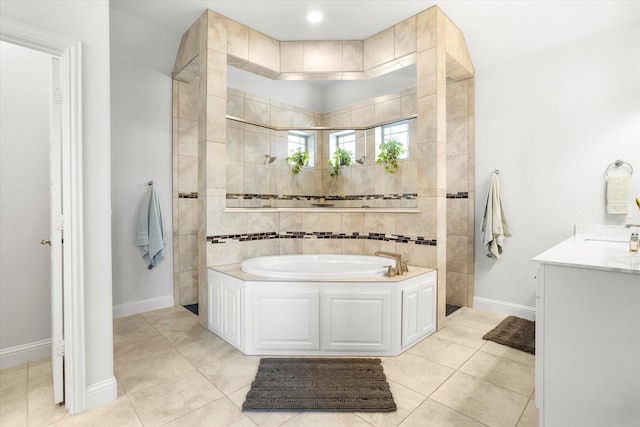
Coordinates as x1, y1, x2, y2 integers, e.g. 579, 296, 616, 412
226, 87, 419, 208
446, 78, 475, 307
172, 80, 199, 305
171, 6, 475, 328
208, 86, 437, 268
226, 87, 323, 208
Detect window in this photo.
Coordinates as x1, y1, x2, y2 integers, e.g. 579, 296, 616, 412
376, 120, 409, 159
287, 131, 315, 167
329, 130, 356, 160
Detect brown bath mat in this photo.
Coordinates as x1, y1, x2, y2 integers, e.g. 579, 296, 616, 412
242, 357, 397, 412
483, 316, 535, 354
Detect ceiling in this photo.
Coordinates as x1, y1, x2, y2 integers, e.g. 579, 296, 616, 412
110, 0, 639, 71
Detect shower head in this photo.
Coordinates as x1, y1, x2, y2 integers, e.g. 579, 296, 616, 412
355, 156, 366, 165
264, 153, 277, 164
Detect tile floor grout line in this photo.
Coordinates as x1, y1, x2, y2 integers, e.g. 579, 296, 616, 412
122, 393, 146, 427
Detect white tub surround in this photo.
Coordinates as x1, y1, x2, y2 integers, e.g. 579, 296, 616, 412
533, 225, 640, 427
208, 263, 436, 356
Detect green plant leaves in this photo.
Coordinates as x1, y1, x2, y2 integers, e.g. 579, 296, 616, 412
286, 148, 310, 174
376, 137, 404, 173
328, 147, 353, 177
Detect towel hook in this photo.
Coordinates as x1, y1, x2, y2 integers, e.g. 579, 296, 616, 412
148, 180, 154, 186
493, 169, 500, 175
605, 159, 633, 178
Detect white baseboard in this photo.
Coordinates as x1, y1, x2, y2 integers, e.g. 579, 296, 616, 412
112, 295, 174, 318
473, 296, 536, 321
0, 338, 51, 369
85, 376, 118, 411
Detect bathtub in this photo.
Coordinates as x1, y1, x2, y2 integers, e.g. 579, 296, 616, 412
240, 254, 395, 280
208, 256, 437, 357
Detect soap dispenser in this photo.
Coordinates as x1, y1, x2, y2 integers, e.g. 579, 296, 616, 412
630, 233, 639, 253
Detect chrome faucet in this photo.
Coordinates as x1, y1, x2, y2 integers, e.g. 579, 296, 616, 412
625, 224, 640, 228
375, 251, 408, 276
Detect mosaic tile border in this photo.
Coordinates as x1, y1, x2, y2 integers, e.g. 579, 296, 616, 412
446, 192, 469, 199
226, 193, 418, 201
207, 231, 437, 246
178, 192, 199, 199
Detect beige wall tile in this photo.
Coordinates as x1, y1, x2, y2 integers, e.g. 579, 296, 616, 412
244, 97, 270, 125
446, 79, 469, 120
446, 116, 469, 156
225, 124, 244, 161
280, 239, 302, 255
178, 81, 198, 120
173, 19, 200, 77
208, 241, 246, 266
302, 212, 341, 232
416, 7, 438, 52
304, 41, 342, 73
417, 48, 438, 97
178, 119, 198, 157
178, 198, 198, 235
446, 198, 469, 236
280, 41, 303, 73
401, 160, 418, 194
178, 155, 198, 193
179, 271, 198, 305
225, 161, 243, 193
205, 95, 227, 143
248, 29, 280, 74
395, 16, 417, 60
207, 49, 227, 98
178, 234, 197, 272
446, 154, 469, 193
227, 19, 248, 61
364, 26, 395, 71
246, 239, 279, 259
206, 142, 226, 190
446, 235, 468, 274
342, 40, 364, 72
206, 11, 227, 53
374, 97, 403, 124
302, 238, 341, 254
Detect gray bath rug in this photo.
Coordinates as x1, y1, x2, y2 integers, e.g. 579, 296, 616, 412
483, 315, 535, 354
242, 357, 397, 412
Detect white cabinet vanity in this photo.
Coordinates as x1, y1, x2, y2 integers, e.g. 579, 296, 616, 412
533, 225, 640, 427
207, 265, 437, 356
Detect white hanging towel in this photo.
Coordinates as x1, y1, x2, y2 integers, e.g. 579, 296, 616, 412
606, 175, 630, 215
481, 173, 511, 258
136, 185, 166, 269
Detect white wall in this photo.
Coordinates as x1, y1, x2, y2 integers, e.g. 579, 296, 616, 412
109, 8, 176, 316
474, 22, 640, 313
0, 0, 114, 407
0, 41, 51, 363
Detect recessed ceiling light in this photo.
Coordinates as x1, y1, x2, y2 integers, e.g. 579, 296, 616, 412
307, 11, 323, 23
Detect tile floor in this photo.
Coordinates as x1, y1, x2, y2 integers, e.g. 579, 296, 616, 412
0, 306, 538, 427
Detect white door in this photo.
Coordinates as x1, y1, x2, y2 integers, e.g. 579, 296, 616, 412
48, 57, 64, 405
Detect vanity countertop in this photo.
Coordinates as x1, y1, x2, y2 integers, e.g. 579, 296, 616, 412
533, 224, 640, 275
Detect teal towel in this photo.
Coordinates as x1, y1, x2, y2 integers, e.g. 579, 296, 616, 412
136, 185, 165, 269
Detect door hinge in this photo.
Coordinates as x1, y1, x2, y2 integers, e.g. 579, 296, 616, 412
54, 340, 65, 357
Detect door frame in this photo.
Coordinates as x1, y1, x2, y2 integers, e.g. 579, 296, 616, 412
0, 17, 86, 414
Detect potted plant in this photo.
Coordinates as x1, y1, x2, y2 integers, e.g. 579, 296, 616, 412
376, 137, 405, 173
286, 147, 310, 174
328, 147, 353, 177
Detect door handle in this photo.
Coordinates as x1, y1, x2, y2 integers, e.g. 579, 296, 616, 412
41, 239, 51, 246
